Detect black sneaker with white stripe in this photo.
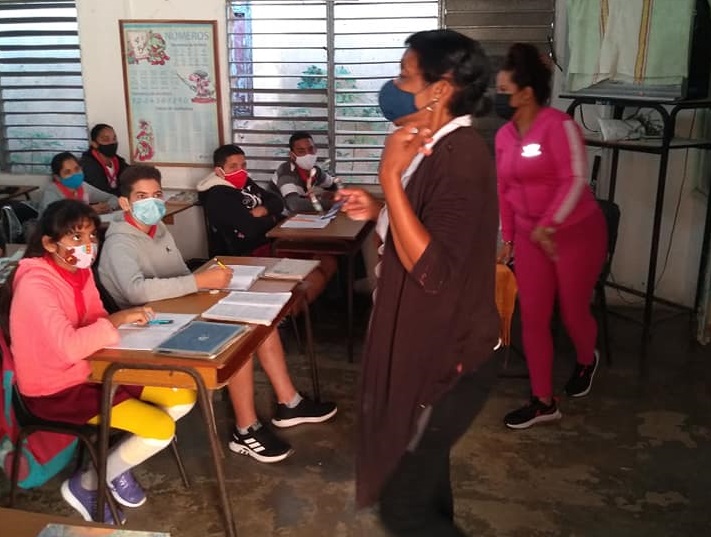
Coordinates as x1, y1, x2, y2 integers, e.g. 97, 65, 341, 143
271, 396, 337, 428
565, 350, 599, 398
504, 397, 562, 429
228, 423, 293, 463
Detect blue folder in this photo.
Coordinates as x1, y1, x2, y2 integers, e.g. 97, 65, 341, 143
153, 320, 247, 359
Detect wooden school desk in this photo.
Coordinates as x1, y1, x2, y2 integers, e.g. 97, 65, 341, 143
267, 213, 374, 362
87, 257, 303, 537
0, 185, 38, 202
162, 200, 195, 225
0, 507, 118, 536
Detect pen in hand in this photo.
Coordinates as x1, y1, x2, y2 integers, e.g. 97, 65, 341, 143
215, 258, 229, 271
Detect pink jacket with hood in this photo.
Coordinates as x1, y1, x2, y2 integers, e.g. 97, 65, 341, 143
10, 257, 118, 397
495, 107, 599, 243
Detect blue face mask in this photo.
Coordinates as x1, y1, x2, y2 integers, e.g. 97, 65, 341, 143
378, 79, 419, 122
131, 197, 166, 226
59, 172, 84, 190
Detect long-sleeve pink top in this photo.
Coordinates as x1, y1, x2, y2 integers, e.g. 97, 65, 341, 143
10, 257, 118, 396
495, 107, 599, 243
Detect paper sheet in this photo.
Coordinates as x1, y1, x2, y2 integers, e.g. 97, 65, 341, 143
105, 313, 197, 351
224, 264, 265, 290
280, 214, 332, 229
201, 291, 292, 326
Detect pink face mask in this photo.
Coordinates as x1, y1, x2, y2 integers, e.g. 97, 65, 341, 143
56, 241, 98, 269
222, 168, 248, 189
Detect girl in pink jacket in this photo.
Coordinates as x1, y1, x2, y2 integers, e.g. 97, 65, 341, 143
1, 199, 195, 523
494, 44, 607, 429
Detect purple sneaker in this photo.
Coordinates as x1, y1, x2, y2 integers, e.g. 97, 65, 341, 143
109, 470, 147, 507
60, 472, 126, 524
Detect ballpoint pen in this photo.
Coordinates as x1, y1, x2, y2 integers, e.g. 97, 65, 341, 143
215, 258, 229, 270
132, 319, 174, 326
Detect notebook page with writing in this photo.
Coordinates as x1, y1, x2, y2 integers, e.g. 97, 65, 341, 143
263, 258, 320, 280
224, 264, 266, 290
106, 313, 197, 351
280, 214, 331, 229
201, 291, 292, 325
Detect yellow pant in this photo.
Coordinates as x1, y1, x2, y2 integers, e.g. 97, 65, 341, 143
87, 387, 196, 440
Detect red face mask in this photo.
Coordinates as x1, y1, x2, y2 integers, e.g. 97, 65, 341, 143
223, 168, 248, 189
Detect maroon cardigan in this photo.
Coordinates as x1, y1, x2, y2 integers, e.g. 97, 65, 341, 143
356, 125, 499, 507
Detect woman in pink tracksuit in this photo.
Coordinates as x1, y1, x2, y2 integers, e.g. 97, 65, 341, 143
494, 43, 607, 429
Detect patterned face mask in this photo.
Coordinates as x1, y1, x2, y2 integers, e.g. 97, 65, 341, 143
56, 241, 98, 269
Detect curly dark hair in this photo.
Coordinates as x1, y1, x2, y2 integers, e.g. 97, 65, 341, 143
501, 43, 552, 105
405, 29, 491, 117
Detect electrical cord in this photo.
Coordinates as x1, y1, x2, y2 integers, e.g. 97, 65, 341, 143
602, 111, 696, 302
579, 106, 601, 133
654, 110, 696, 287
607, 271, 644, 305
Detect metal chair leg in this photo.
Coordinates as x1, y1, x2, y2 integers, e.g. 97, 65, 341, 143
597, 282, 613, 366
170, 436, 190, 489
289, 314, 304, 354
8, 428, 30, 507
78, 432, 123, 525
301, 297, 321, 402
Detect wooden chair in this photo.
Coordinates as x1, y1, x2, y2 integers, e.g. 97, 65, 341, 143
495, 263, 518, 370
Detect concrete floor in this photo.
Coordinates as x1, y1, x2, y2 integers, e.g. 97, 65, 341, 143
3, 295, 711, 536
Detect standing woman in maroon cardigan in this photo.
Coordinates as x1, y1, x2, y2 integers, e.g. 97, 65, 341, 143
338, 29, 499, 535
79, 123, 129, 197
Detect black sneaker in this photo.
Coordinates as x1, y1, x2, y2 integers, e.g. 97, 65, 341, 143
565, 350, 599, 398
504, 397, 562, 429
271, 396, 337, 428
228, 423, 293, 463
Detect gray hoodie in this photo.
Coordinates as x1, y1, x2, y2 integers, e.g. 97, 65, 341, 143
39, 181, 119, 215
98, 218, 198, 309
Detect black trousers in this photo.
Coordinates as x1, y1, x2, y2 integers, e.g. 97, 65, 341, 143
379, 356, 497, 536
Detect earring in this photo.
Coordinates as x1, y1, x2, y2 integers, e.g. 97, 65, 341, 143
426, 97, 439, 112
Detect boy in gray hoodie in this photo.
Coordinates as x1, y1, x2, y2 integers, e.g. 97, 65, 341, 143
99, 165, 337, 464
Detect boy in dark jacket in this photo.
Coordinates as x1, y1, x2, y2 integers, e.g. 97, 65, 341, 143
197, 144, 283, 255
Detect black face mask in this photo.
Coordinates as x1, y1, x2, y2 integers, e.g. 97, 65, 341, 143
97, 142, 118, 158
494, 93, 516, 120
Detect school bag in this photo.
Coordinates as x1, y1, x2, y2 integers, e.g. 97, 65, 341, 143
0, 333, 77, 489
0, 200, 39, 244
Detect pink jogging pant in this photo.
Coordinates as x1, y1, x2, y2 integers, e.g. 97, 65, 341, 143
514, 211, 607, 399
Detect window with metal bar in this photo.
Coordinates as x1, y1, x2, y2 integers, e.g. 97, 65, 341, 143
444, 0, 556, 143
227, 0, 438, 184
0, 0, 87, 174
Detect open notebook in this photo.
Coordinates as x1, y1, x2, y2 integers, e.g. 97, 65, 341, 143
105, 313, 197, 351
201, 291, 292, 326
153, 320, 249, 359
263, 258, 320, 281
223, 264, 265, 290
280, 214, 331, 229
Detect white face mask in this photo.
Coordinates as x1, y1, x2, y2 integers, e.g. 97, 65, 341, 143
294, 153, 318, 171
56, 241, 98, 269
